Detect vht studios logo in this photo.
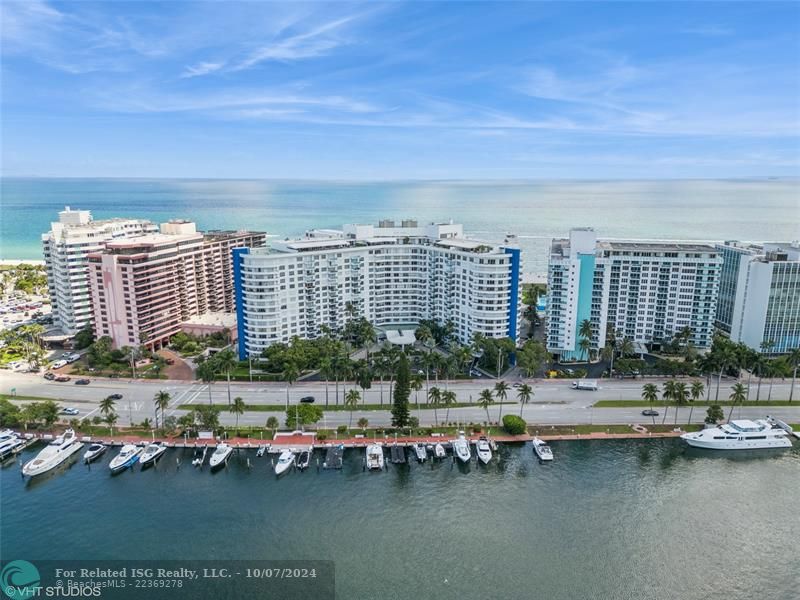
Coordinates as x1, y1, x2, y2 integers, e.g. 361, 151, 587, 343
1, 561, 40, 599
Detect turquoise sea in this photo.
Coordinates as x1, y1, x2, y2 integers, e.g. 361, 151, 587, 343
2, 439, 799, 600
2, 178, 799, 279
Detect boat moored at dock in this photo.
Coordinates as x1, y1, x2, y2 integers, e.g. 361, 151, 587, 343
532, 438, 554, 461
83, 443, 107, 464
209, 443, 233, 470
475, 437, 492, 464
22, 429, 83, 477
0, 432, 26, 461
434, 443, 446, 459
389, 444, 406, 464
323, 445, 344, 469
274, 450, 295, 475
296, 447, 312, 470
453, 432, 471, 463
413, 443, 427, 463
139, 442, 167, 468
109, 444, 143, 473
680, 419, 792, 450
366, 444, 384, 470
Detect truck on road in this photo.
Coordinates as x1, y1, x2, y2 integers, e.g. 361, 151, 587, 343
571, 380, 598, 391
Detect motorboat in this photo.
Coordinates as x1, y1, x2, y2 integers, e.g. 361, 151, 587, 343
323, 444, 344, 469
139, 442, 167, 468
681, 419, 792, 450
475, 436, 492, 464
452, 432, 471, 463
109, 444, 143, 473
209, 443, 233, 470
389, 444, 406, 464
366, 444, 384, 470
0, 429, 17, 444
296, 448, 311, 470
413, 443, 427, 463
434, 443, 447, 459
0, 434, 26, 461
83, 443, 107, 464
191, 445, 208, 467
532, 437, 554, 461
22, 429, 84, 477
256, 445, 266, 458
274, 449, 295, 475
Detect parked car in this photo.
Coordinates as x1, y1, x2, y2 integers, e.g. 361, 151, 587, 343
43, 372, 55, 380
300, 396, 315, 403
108, 393, 123, 400
60, 407, 80, 415
641, 409, 659, 417
75, 379, 91, 385
54, 375, 71, 382
51, 360, 68, 369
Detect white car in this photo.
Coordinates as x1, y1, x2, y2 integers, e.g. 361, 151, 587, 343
51, 360, 68, 369
60, 407, 80, 416
64, 355, 80, 363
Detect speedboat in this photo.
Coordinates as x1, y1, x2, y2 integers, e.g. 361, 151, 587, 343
22, 429, 84, 477
452, 432, 471, 463
434, 443, 446, 459
139, 442, 167, 468
532, 437, 554, 461
296, 448, 311, 470
475, 436, 492, 464
109, 444, 143, 473
413, 443, 427, 463
83, 443, 107, 464
366, 444, 384, 470
0, 435, 25, 461
274, 450, 295, 475
209, 443, 233, 470
681, 419, 792, 450
256, 445, 266, 458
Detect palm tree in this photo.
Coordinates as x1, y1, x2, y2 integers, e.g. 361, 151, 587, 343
105, 411, 118, 436
229, 396, 246, 432
494, 380, 510, 422
714, 344, 738, 402
411, 373, 423, 414
579, 319, 593, 361
642, 383, 658, 424
266, 416, 279, 436
578, 337, 591, 363
788, 348, 800, 403
344, 389, 360, 428
282, 361, 299, 409
619, 337, 634, 359
688, 381, 704, 425
214, 349, 238, 407
517, 383, 533, 417
196, 359, 217, 404
478, 389, 495, 424
428, 386, 442, 425
753, 355, 766, 401
357, 417, 369, 431
661, 380, 677, 424
319, 357, 333, 406
728, 383, 747, 422
764, 360, 777, 402
441, 390, 457, 423
673, 382, 688, 425
99, 395, 116, 417
153, 390, 170, 430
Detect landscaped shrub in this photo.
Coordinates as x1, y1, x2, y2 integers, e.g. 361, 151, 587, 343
502, 414, 527, 435
336, 425, 348, 435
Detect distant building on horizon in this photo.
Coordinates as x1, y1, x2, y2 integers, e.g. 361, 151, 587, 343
42, 207, 158, 335
234, 220, 522, 359
547, 228, 721, 360
88, 220, 265, 350
716, 240, 800, 354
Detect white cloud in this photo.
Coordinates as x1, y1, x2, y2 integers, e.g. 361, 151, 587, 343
181, 61, 226, 78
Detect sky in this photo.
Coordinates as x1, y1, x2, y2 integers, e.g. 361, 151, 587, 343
1, 1, 799, 179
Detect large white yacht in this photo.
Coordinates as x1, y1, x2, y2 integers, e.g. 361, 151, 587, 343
681, 419, 792, 450
22, 429, 84, 477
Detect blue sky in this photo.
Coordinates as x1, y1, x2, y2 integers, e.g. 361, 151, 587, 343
1, 1, 798, 179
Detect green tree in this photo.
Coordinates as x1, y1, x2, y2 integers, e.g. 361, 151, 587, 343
502, 414, 527, 435
357, 417, 369, 430
441, 389, 457, 423
282, 361, 300, 409
578, 319, 593, 361
194, 404, 221, 430
673, 382, 689, 425
229, 396, 246, 432
99, 395, 116, 417
478, 389, 495, 424
266, 416, 279, 435
344, 388, 360, 427
391, 353, 411, 428
688, 380, 704, 425
661, 380, 676, 424
411, 372, 424, 414
153, 390, 170, 430
728, 382, 747, 422
517, 383, 533, 417
788, 348, 800, 403
285, 403, 323, 429
0, 398, 21, 427
196, 359, 217, 404
428, 386, 442, 425
215, 349, 238, 407
104, 411, 118, 435
494, 380, 510, 422
642, 383, 659, 418
705, 404, 724, 424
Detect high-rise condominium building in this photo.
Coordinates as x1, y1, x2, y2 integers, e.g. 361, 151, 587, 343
42, 207, 158, 334
547, 228, 721, 359
716, 241, 800, 353
88, 220, 265, 350
234, 220, 521, 359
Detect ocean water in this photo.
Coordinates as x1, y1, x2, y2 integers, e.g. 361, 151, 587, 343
2, 178, 799, 279
2, 439, 799, 600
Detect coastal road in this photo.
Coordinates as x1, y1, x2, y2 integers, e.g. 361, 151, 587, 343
2, 371, 798, 427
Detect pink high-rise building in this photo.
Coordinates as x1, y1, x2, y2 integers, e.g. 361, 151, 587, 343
88, 220, 265, 350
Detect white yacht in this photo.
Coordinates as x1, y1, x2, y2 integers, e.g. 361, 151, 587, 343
681, 419, 792, 450
109, 444, 143, 473
413, 443, 427, 463
365, 444, 384, 470
139, 442, 167, 468
532, 437, 554, 461
274, 449, 295, 475
22, 429, 84, 477
0, 433, 26, 461
83, 443, 107, 464
434, 443, 447, 459
209, 443, 233, 469
452, 432, 471, 463
475, 437, 492, 464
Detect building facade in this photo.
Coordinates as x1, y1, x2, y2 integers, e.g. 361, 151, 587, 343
42, 207, 159, 335
88, 221, 265, 350
234, 221, 522, 358
547, 228, 721, 359
719, 241, 800, 354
